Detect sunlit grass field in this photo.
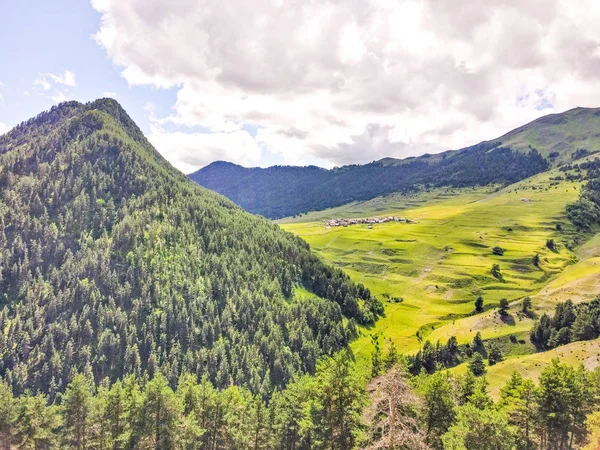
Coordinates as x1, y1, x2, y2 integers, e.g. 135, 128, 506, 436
449, 338, 600, 398
281, 171, 597, 368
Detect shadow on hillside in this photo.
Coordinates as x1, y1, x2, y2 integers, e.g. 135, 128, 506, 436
500, 314, 516, 326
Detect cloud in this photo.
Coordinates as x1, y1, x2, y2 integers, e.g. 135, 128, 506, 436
34, 70, 77, 93
0, 122, 11, 136
92, 0, 600, 169
47, 70, 77, 87
32, 70, 77, 104
51, 92, 70, 103
143, 100, 262, 172
147, 124, 262, 173
102, 91, 117, 98
34, 78, 51, 91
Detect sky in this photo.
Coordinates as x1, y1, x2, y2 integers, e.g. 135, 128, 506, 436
2, 0, 600, 173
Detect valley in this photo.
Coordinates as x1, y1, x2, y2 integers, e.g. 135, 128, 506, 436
280, 168, 600, 386
5, 0, 600, 446
1, 99, 600, 449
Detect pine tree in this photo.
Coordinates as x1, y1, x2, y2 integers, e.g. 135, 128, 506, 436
537, 360, 594, 449
271, 375, 316, 450
473, 332, 485, 356
0, 380, 18, 450
469, 353, 486, 377
487, 343, 504, 366
499, 372, 536, 450
313, 350, 366, 450
370, 334, 383, 377
475, 296, 484, 313
421, 372, 456, 450
384, 341, 399, 370
61, 375, 95, 450
16, 394, 60, 450
442, 403, 515, 450
139, 374, 182, 450
499, 298, 510, 316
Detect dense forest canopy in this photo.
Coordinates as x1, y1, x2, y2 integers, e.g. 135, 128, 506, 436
191, 142, 549, 219
1, 349, 599, 450
0, 99, 382, 400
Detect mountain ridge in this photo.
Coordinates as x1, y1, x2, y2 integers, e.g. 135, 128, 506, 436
0, 98, 382, 398
191, 107, 600, 219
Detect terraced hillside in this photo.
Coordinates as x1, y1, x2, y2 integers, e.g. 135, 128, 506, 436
280, 169, 600, 376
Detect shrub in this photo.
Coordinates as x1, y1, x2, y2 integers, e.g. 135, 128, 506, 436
475, 296, 484, 313
492, 246, 504, 256
491, 264, 503, 281
487, 344, 504, 366
469, 353, 486, 376
499, 298, 510, 316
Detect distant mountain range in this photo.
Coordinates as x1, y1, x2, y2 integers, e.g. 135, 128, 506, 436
190, 107, 600, 219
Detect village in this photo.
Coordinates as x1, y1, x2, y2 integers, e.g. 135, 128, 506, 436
325, 215, 412, 228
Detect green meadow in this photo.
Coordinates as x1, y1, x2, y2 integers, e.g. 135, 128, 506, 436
449, 337, 600, 398
281, 170, 600, 374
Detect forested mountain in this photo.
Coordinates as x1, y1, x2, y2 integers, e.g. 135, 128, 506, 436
0, 99, 382, 400
190, 107, 600, 219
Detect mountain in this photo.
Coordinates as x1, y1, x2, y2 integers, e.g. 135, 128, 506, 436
190, 107, 600, 219
0, 99, 382, 398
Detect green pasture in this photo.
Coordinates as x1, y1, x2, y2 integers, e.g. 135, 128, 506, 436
450, 338, 600, 398
282, 171, 591, 363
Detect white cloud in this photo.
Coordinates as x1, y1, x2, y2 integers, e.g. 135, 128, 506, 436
143, 99, 262, 172
34, 78, 51, 91
34, 70, 77, 93
0, 122, 11, 136
47, 70, 77, 87
92, 0, 600, 169
102, 91, 117, 98
51, 92, 70, 103
148, 124, 262, 173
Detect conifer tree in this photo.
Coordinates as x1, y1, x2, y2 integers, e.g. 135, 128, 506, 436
139, 374, 182, 450
61, 374, 94, 450
0, 380, 18, 450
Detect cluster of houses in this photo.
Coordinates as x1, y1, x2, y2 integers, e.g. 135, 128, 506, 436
325, 216, 410, 228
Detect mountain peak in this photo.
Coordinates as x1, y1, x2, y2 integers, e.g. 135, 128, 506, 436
0, 100, 381, 398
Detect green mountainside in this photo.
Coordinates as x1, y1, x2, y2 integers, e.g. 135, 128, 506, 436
500, 107, 600, 163
191, 107, 600, 219
281, 155, 600, 384
1, 100, 600, 449
0, 99, 382, 399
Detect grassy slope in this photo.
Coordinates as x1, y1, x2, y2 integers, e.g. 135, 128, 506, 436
281, 171, 600, 373
372, 107, 600, 168
449, 338, 600, 398
499, 107, 600, 164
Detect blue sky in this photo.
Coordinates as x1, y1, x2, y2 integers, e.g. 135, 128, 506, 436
0, 0, 294, 171
0, 0, 175, 146
2, 0, 600, 173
